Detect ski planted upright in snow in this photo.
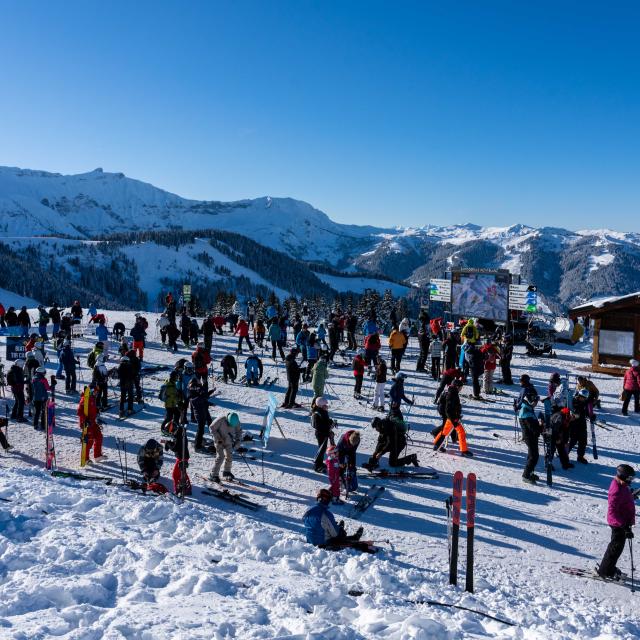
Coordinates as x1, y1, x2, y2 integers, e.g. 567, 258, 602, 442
45, 375, 57, 471
80, 386, 90, 467
449, 470, 463, 585
465, 472, 476, 593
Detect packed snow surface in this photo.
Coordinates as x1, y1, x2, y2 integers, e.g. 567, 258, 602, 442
1, 310, 640, 639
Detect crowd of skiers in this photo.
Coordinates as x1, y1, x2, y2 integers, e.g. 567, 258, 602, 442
1, 295, 638, 563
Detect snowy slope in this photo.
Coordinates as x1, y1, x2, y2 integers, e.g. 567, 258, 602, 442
0, 287, 40, 309
1, 312, 640, 638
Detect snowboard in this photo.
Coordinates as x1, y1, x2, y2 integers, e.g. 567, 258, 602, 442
349, 485, 385, 520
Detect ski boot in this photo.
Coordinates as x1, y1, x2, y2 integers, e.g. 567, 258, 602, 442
94, 455, 108, 463
410, 454, 420, 467
208, 473, 221, 484
460, 451, 474, 458
222, 471, 235, 481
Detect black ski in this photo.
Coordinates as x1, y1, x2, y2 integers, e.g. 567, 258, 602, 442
201, 487, 261, 511
51, 470, 113, 484
449, 470, 463, 585
117, 408, 145, 421
590, 419, 598, 460
366, 469, 439, 480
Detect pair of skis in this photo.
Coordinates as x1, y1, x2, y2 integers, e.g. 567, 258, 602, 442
448, 470, 476, 592
262, 377, 278, 387
45, 375, 57, 470
349, 485, 385, 520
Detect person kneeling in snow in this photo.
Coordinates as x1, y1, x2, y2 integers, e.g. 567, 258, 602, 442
303, 488, 363, 549
137, 439, 164, 484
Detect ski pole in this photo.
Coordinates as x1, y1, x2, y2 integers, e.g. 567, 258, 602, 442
116, 438, 125, 483
630, 537, 635, 593
238, 450, 255, 477
123, 438, 129, 484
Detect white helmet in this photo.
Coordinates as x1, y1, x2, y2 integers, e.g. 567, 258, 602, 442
36, 366, 46, 374
395, 371, 408, 380
315, 397, 329, 409
631, 359, 639, 367
15, 359, 25, 367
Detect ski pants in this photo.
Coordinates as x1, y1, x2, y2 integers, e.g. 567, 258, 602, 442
163, 407, 181, 430
284, 381, 299, 407
11, 387, 25, 419
133, 340, 144, 360
0, 427, 8, 450
326, 459, 341, 498
329, 342, 339, 361
354, 375, 363, 396
622, 390, 640, 414
64, 367, 77, 392
314, 430, 333, 471
501, 359, 513, 385
160, 328, 167, 344
204, 335, 213, 352
195, 414, 211, 449
247, 370, 259, 385
568, 418, 587, 459
373, 382, 385, 408
520, 418, 540, 479
434, 419, 468, 453
271, 340, 285, 361
211, 441, 233, 475
390, 349, 403, 373
120, 383, 134, 414
172, 458, 192, 495
222, 366, 236, 383
483, 369, 494, 395
33, 400, 46, 430
364, 349, 377, 367
237, 335, 253, 352
347, 331, 357, 351
599, 526, 629, 578
87, 423, 103, 458
431, 357, 441, 380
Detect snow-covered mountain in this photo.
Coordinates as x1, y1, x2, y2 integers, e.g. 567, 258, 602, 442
1, 165, 640, 310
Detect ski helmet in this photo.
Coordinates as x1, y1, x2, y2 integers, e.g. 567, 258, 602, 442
36, 366, 46, 374
616, 464, 636, 482
395, 371, 407, 380
315, 397, 329, 409
15, 359, 25, 367
96, 342, 104, 349
120, 356, 129, 363
144, 439, 161, 454
631, 360, 640, 368
577, 388, 590, 399
227, 412, 240, 427
550, 372, 561, 383
520, 374, 531, 384
26, 352, 36, 359
316, 488, 332, 504
184, 361, 194, 371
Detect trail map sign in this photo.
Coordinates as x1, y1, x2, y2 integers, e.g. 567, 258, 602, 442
182, 284, 192, 303
509, 284, 538, 313
429, 278, 452, 302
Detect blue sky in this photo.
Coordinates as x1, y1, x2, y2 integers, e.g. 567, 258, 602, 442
0, 1, 638, 230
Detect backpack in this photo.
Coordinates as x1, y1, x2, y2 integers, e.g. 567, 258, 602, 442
158, 383, 168, 402
87, 351, 97, 368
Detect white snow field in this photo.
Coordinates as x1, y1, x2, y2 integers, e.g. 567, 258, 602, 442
1, 310, 640, 639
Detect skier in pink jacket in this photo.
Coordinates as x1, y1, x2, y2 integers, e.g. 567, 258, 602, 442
598, 464, 636, 579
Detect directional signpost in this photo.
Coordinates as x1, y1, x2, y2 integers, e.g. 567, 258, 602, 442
509, 284, 538, 313
430, 278, 452, 302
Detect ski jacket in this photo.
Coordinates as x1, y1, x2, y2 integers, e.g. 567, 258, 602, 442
328, 324, 340, 346
17, 310, 31, 327
311, 407, 333, 439
445, 386, 462, 422
209, 415, 242, 449
87, 348, 103, 369
352, 355, 365, 377
465, 345, 484, 376
430, 318, 443, 336
364, 333, 381, 352
125, 351, 142, 377
389, 380, 411, 406
160, 380, 181, 409
5, 309, 18, 326
60, 345, 77, 370
296, 330, 310, 348
88, 305, 98, 318
7, 365, 25, 387
235, 320, 250, 337
71, 303, 83, 319
268, 323, 281, 341
158, 315, 170, 330
576, 378, 599, 401
137, 444, 163, 473
388, 330, 407, 350
375, 360, 387, 384
337, 431, 359, 469
92, 364, 108, 388
49, 307, 61, 324
317, 325, 326, 340
347, 316, 358, 332
607, 478, 635, 528
303, 503, 339, 546
130, 324, 146, 342
31, 374, 50, 402
96, 324, 109, 342
363, 319, 378, 336
429, 340, 443, 358
461, 320, 479, 344
117, 361, 135, 386
221, 355, 237, 376
285, 354, 301, 383
38, 308, 50, 324
442, 337, 459, 367
623, 367, 640, 391
480, 344, 499, 371
189, 386, 214, 422
245, 356, 263, 378
192, 348, 211, 374
500, 339, 514, 362
77, 394, 98, 426
266, 305, 278, 319
311, 360, 329, 395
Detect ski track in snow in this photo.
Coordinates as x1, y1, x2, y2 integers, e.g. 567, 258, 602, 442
1, 311, 640, 639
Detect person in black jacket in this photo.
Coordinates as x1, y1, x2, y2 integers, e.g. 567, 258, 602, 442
188, 378, 216, 452
126, 349, 143, 404
49, 303, 61, 335
221, 354, 237, 383
346, 314, 358, 351
499, 334, 514, 385
59, 341, 79, 393
465, 343, 484, 399
282, 348, 301, 408
363, 415, 419, 470
137, 439, 164, 483
7, 359, 26, 422
328, 321, 340, 361
201, 316, 215, 352
442, 331, 459, 371
117, 356, 135, 418
311, 396, 335, 472
416, 324, 431, 372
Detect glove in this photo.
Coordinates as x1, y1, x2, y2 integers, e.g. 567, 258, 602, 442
626, 527, 634, 539
236, 446, 248, 454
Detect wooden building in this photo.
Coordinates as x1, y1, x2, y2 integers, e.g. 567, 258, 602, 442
570, 291, 640, 375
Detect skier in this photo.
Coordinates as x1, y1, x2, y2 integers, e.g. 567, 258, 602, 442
253, 318, 266, 348
76, 385, 105, 463
549, 406, 573, 470
389, 371, 414, 418
597, 464, 636, 580
31, 367, 50, 431
337, 430, 360, 493
328, 320, 341, 361
372, 356, 388, 412
442, 331, 459, 371
158, 313, 170, 345
189, 318, 200, 346
296, 323, 310, 364
112, 321, 126, 340
465, 343, 484, 399
325, 445, 343, 503
192, 342, 212, 388
568, 388, 590, 464
164, 423, 192, 496
317, 322, 328, 349
166, 321, 180, 352
208, 412, 243, 483
160, 370, 182, 434
433, 379, 472, 456
87, 341, 105, 369
92, 355, 109, 410
434, 366, 464, 404
60, 340, 79, 393
429, 335, 442, 380
576, 375, 600, 410
282, 347, 302, 409
363, 332, 381, 368
220, 353, 238, 383
234, 316, 253, 353
137, 439, 164, 484
70, 300, 83, 323
37, 305, 50, 340
515, 374, 541, 483
117, 355, 135, 418
268, 321, 284, 361
244, 353, 263, 386
461, 318, 479, 344
49, 303, 61, 336
311, 396, 335, 472
247, 301, 256, 329
622, 360, 640, 416
7, 359, 27, 422
126, 347, 144, 405
303, 333, 319, 382
499, 333, 514, 385
352, 350, 366, 399
17, 306, 31, 338
130, 318, 146, 361
388, 326, 407, 374
480, 338, 500, 395
87, 303, 98, 320
303, 488, 364, 550
311, 354, 329, 406
346, 314, 358, 351
363, 414, 419, 470
188, 378, 216, 453
416, 323, 431, 372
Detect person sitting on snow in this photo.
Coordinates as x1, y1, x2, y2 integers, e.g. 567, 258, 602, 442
137, 439, 164, 484
303, 488, 364, 549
